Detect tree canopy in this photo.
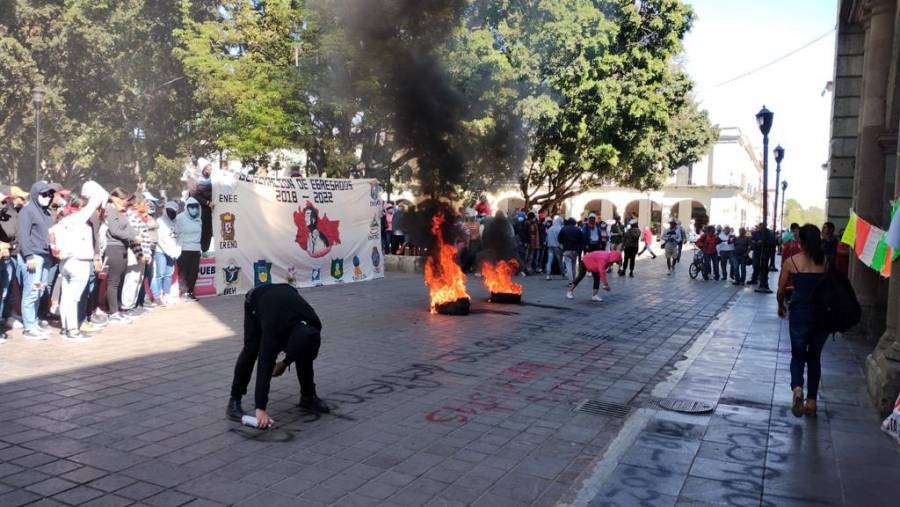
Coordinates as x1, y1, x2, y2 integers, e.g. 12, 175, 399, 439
0, 0, 716, 207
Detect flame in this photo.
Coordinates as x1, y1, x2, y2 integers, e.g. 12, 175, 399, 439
424, 213, 470, 313
481, 260, 523, 295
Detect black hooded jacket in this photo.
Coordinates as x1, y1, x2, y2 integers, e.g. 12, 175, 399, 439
16, 181, 54, 259
245, 284, 322, 410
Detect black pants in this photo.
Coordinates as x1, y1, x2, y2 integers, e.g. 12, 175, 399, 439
750, 250, 764, 282
201, 206, 212, 253
390, 235, 405, 255
106, 246, 127, 314
179, 251, 201, 295
621, 247, 638, 274
230, 333, 319, 401
571, 260, 600, 291
719, 251, 732, 279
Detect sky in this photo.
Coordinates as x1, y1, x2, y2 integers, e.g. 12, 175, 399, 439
683, 0, 838, 209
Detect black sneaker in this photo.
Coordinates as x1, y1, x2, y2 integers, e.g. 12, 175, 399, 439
629, 272, 634, 278
299, 395, 331, 414
226, 397, 244, 421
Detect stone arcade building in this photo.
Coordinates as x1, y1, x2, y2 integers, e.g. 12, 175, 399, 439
827, 0, 900, 414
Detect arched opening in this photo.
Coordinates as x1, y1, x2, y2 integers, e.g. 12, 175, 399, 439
583, 199, 618, 220
624, 199, 664, 234
670, 199, 709, 234
495, 197, 526, 216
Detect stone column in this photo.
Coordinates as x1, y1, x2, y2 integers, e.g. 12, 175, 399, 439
866, 133, 900, 416
638, 199, 650, 228
851, 0, 894, 340
678, 201, 692, 226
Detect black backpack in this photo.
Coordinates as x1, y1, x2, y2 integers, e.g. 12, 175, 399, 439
811, 272, 861, 334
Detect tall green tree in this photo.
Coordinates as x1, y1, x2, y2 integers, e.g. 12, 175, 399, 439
0, 0, 211, 192
469, 0, 717, 212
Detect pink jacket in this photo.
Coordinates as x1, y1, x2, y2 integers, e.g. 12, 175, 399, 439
642, 227, 653, 244
582, 250, 622, 284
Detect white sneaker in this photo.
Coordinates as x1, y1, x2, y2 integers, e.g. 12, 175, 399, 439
23, 329, 49, 340
545, 275, 551, 281
566, 291, 574, 300
108, 313, 133, 325
591, 295, 604, 302
63, 331, 91, 342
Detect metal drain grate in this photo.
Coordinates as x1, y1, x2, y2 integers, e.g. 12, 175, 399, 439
573, 399, 632, 418
657, 398, 714, 414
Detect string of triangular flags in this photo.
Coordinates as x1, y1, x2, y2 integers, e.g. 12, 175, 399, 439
841, 201, 900, 278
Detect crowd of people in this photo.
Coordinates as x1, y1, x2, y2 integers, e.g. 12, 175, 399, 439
0, 159, 218, 343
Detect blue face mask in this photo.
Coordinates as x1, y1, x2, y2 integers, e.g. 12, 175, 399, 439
187, 206, 199, 218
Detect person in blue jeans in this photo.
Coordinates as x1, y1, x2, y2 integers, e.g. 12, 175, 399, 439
777, 224, 828, 417
16, 181, 57, 339
152, 201, 182, 304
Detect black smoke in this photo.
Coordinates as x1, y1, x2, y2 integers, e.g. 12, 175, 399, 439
346, 0, 468, 199
479, 211, 518, 264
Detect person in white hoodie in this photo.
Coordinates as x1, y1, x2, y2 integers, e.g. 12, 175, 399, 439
49, 182, 108, 340
152, 201, 182, 305
176, 197, 203, 300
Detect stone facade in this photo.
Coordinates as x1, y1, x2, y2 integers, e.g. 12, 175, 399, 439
828, 0, 900, 415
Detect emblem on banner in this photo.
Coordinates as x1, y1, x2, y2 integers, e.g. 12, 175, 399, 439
286, 266, 299, 287
369, 216, 380, 240
222, 259, 241, 296
219, 212, 237, 249
311, 267, 322, 286
294, 201, 341, 258
371, 247, 381, 274
253, 259, 272, 287
352, 255, 366, 281
330, 258, 344, 281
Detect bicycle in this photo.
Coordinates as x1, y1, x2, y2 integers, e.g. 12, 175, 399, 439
689, 248, 704, 279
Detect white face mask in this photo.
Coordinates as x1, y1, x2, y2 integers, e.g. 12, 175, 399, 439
38, 196, 51, 207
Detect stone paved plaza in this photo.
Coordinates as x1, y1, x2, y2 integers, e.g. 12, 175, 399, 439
0, 254, 898, 506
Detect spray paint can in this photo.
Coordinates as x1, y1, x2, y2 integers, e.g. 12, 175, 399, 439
241, 415, 258, 428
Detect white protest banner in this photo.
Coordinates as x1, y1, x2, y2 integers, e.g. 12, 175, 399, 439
211, 171, 385, 295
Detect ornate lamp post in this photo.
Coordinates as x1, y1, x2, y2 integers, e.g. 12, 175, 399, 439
769, 145, 784, 272
31, 85, 45, 183
780, 180, 788, 232
755, 106, 773, 294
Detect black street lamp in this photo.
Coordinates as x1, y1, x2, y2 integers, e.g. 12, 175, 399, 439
780, 180, 788, 232
755, 105, 773, 293
769, 144, 784, 272
31, 85, 45, 183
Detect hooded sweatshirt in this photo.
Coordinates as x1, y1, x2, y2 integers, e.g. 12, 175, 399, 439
50, 183, 109, 261
176, 197, 203, 252
16, 181, 55, 259
546, 216, 564, 249
157, 203, 182, 258
582, 250, 622, 285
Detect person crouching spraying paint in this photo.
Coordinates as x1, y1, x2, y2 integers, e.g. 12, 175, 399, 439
227, 283, 330, 429
566, 250, 623, 302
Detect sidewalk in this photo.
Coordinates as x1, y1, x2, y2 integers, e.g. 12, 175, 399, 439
574, 275, 900, 506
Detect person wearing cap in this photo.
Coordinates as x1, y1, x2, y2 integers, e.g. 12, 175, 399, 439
192, 158, 214, 253
105, 188, 140, 324
661, 220, 683, 275
152, 201, 182, 305
227, 283, 329, 428
16, 181, 57, 339
566, 249, 622, 302
581, 213, 606, 253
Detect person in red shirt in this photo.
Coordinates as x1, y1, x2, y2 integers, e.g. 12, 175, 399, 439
474, 196, 492, 217
695, 226, 720, 281
781, 223, 801, 266
566, 250, 622, 302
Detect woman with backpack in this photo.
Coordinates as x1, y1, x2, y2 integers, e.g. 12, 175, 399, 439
777, 224, 829, 417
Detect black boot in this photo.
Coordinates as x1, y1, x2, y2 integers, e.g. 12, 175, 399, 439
299, 395, 331, 414
226, 397, 244, 421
